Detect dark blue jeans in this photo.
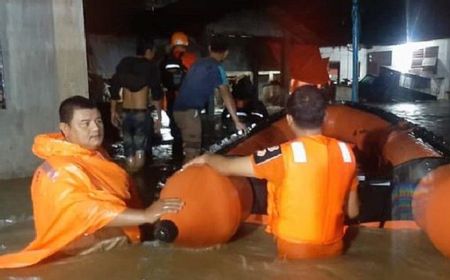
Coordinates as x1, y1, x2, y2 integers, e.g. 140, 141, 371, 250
121, 109, 152, 157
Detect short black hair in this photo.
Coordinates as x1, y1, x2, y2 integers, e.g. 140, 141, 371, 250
59, 95, 97, 124
286, 86, 326, 129
209, 36, 228, 53
136, 37, 155, 55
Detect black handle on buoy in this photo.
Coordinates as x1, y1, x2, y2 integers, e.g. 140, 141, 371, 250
153, 220, 178, 243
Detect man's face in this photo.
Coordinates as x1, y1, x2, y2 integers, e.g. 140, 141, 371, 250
216, 50, 229, 62
60, 108, 104, 150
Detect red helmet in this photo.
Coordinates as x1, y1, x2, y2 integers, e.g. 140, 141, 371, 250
171, 32, 189, 47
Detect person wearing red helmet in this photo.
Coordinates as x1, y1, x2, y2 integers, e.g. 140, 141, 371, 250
160, 32, 196, 161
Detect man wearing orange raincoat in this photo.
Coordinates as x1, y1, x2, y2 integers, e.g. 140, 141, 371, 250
0, 96, 183, 268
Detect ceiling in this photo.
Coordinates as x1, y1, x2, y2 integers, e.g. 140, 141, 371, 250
83, 0, 450, 46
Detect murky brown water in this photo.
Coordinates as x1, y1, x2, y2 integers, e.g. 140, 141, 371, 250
1, 177, 450, 279
2, 101, 450, 278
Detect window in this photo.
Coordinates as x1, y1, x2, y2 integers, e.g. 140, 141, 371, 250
411, 46, 438, 75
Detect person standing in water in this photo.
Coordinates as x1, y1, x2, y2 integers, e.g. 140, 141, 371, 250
0, 96, 183, 268
173, 36, 245, 162
160, 31, 194, 161
185, 86, 359, 259
110, 37, 163, 172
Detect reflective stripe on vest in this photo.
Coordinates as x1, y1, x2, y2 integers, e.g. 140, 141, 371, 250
291, 142, 307, 163
290, 140, 353, 164
338, 142, 352, 163
40, 161, 59, 182
165, 64, 181, 70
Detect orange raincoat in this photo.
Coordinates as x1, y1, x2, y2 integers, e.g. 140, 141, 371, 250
0, 133, 139, 268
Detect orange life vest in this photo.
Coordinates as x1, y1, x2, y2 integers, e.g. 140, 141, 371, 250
268, 135, 356, 245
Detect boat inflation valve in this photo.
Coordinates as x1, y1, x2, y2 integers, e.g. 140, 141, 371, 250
153, 220, 178, 243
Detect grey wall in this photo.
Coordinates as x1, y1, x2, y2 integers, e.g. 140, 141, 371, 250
222, 40, 253, 72
87, 35, 136, 79
0, 0, 88, 179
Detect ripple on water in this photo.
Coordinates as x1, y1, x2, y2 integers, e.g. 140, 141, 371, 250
372, 101, 450, 151
0, 215, 33, 229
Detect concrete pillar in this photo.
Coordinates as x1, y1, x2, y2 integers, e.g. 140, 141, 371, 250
0, 0, 88, 179
52, 0, 89, 102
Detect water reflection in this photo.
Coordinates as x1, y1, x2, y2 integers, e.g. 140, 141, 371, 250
389, 103, 419, 116
371, 100, 450, 150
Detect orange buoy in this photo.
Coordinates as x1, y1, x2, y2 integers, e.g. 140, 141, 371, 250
323, 105, 391, 149
382, 129, 441, 166
157, 165, 252, 247
413, 164, 450, 257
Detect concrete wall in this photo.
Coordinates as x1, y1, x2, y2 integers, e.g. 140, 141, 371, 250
319, 46, 368, 83
0, 0, 88, 179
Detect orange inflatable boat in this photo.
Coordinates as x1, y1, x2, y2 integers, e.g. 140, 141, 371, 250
156, 103, 450, 257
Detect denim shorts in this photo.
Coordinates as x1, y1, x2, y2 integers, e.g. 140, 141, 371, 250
121, 109, 151, 157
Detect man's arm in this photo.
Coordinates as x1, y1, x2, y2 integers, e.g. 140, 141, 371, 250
110, 61, 125, 128
185, 153, 255, 177
38, 163, 184, 231
218, 85, 246, 131
346, 190, 359, 219
106, 198, 184, 227
150, 98, 162, 134
110, 99, 121, 128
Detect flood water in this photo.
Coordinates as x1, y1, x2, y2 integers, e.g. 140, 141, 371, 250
1, 177, 450, 279
1, 101, 450, 278
371, 100, 450, 151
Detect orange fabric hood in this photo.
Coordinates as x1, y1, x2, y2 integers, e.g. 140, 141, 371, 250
32, 133, 96, 159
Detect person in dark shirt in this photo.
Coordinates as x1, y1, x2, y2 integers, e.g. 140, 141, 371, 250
110, 37, 163, 172
160, 32, 190, 161
173, 36, 246, 162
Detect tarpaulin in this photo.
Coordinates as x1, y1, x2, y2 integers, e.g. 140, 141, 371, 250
268, 42, 329, 87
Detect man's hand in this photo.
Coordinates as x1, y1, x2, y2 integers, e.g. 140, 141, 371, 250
234, 120, 246, 132
183, 153, 256, 177
144, 198, 184, 224
218, 84, 247, 133
111, 111, 121, 128
183, 154, 209, 169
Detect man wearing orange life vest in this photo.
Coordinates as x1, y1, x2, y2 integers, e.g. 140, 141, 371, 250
186, 85, 359, 259
0, 96, 183, 268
